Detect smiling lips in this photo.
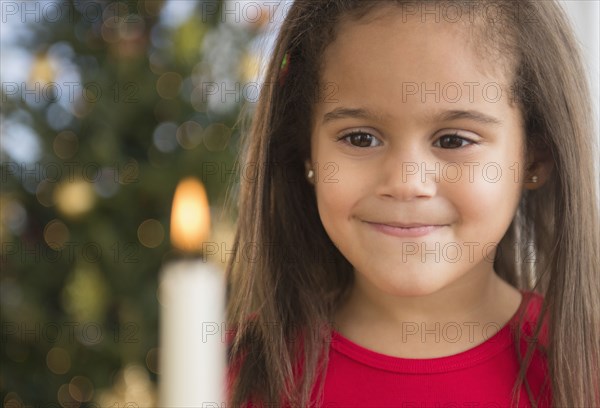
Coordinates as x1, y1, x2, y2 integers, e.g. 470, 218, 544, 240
363, 220, 447, 238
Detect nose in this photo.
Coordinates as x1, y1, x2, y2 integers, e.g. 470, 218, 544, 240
374, 149, 438, 201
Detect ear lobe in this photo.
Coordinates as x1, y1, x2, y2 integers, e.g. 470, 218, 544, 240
524, 148, 553, 190
304, 160, 312, 174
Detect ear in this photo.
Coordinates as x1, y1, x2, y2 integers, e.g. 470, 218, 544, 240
523, 145, 553, 190
304, 159, 312, 173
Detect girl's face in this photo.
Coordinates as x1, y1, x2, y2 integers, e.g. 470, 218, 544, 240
309, 9, 529, 297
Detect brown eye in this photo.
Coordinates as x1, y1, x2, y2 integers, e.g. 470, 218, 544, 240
339, 132, 381, 148
435, 134, 473, 149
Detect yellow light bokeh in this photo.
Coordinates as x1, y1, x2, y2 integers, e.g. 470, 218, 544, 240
176, 121, 204, 150
53, 131, 79, 159
61, 264, 109, 324
137, 219, 165, 248
3, 392, 23, 408
141, 0, 164, 16
46, 347, 71, 375
69, 376, 94, 402
54, 179, 95, 218
94, 364, 156, 406
202, 123, 231, 152
43, 219, 69, 250
28, 53, 55, 86
58, 383, 80, 408
156, 72, 183, 99
36, 180, 55, 208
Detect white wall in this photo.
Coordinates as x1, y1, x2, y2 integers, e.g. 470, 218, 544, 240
560, 0, 600, 154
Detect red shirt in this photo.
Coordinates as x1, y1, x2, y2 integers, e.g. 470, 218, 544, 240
231, 291, 552, 407
309, 291, 551, 407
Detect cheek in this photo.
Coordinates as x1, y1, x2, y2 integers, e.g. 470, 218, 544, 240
315, 179, 353, 226
312, 144, 360, 225
313, 163, 372, 249
446, 167, 523, 236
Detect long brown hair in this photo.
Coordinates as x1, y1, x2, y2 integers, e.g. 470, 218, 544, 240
224, 1, 600, 406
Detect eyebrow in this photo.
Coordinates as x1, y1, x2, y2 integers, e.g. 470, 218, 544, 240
322, 107, 385, 125
321, 107, 502, 126
435, 110, 502, 126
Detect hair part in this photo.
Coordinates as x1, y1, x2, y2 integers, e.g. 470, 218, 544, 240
225, 1, 600, 407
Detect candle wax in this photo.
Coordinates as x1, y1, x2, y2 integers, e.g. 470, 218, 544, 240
159, 259, 226, 407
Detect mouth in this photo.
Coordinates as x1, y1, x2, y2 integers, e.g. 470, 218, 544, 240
362, 220, 447, 238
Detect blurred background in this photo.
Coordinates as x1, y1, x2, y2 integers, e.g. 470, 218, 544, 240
0, 0, 597, 406
1, 0, 286, 405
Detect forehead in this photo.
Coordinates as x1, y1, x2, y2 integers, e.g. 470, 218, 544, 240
329, 7, 510, 81
313, 7, 517, 124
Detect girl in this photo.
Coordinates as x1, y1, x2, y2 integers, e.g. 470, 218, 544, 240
225, 1, 600, 407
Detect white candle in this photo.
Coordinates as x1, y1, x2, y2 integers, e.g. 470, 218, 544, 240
159, 260, 225, 406
159, 178, 226, 407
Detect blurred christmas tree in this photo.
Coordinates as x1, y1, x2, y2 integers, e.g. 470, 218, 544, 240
1, 0, 274, 404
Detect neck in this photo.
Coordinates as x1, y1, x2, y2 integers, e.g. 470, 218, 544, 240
333, 262, 523, 358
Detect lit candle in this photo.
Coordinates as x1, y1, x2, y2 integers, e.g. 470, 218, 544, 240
159, 177, 226, 407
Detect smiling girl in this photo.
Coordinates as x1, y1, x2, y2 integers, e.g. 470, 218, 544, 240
225, 1, 600, 407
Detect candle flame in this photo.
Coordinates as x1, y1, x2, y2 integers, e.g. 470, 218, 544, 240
170, 178, 210, 253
